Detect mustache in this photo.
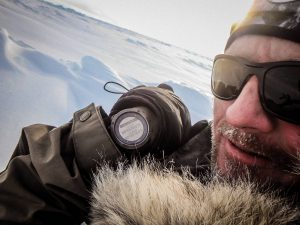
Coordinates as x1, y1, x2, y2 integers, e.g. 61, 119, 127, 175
217, 122, 300, 175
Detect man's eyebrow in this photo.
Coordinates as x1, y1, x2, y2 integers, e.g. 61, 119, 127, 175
289, 58, 300, 61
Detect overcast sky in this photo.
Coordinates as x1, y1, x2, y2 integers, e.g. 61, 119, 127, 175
45, 0, 253, 58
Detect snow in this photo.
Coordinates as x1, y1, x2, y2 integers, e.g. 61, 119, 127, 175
0, 0, 213, 170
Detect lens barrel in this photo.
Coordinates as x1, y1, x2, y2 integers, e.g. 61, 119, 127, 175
110, 107, 158, 151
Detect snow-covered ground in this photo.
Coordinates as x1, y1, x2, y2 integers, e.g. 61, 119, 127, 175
0, 0, 213, 170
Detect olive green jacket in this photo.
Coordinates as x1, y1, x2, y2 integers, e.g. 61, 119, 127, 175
0, 104, 211, 225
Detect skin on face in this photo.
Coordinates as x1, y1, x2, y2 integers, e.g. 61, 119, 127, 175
213, 35, 300, 188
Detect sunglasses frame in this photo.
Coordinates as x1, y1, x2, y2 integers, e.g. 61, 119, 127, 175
211, 54, 300, 124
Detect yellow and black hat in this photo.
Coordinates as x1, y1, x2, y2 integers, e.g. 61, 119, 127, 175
226, 0, 300, 49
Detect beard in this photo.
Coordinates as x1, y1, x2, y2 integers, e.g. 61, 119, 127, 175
89, 159, 300, 225
211, 121, 300, 204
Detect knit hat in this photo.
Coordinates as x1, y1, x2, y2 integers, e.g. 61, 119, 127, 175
225, 0, 300, 50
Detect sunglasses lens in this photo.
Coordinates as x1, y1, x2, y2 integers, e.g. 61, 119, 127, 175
264, 66, 300, 124
212, 57, 247, 99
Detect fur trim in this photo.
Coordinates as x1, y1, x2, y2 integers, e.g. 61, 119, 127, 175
89, 160, 299, 225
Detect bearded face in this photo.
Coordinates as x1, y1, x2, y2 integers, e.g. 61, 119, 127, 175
212, 35, 300, 194
212, 120, 300, 195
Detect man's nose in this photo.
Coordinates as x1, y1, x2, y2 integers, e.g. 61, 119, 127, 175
225, 76, 274, 132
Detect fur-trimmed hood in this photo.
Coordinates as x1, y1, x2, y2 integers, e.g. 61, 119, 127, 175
89, 161, 300, 225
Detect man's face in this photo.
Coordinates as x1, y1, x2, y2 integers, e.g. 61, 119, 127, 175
213, 35, 300, 189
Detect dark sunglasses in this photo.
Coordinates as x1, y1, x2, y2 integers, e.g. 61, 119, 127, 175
211, 54, 300, 125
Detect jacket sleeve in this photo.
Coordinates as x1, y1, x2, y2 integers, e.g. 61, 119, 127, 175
0, 103, 122, 225
166, 120, 212, 178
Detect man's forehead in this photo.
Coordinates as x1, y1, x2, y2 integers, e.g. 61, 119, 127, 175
268, 0, 300, 3
225, 35, 300, 62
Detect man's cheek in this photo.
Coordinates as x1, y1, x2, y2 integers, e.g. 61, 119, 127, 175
213, 98, 231, 121
212, 129, 228, 175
